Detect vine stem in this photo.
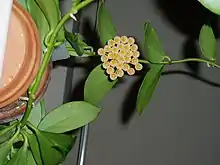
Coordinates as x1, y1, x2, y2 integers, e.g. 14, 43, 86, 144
139, 58, 220, 69
20, 0, 95, 126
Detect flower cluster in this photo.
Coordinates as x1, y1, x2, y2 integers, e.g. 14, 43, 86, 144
98, 36, 143, 80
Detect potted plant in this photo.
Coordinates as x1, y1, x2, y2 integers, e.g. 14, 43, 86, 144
0, 0, 219, 164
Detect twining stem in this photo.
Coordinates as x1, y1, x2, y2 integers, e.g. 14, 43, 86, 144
139, 58, 220, 69
20, 0, 95, 126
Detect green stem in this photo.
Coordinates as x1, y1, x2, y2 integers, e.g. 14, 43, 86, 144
0, 122, 17, 137
139, 58, 220, 69
20, 0, 95, 126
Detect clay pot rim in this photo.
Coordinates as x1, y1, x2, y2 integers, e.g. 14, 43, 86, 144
0, 64, 51, 122
0, 1, 41, 108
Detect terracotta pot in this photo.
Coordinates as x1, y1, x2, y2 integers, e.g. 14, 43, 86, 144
0, 1, 41, 108
0, 65, 51, 123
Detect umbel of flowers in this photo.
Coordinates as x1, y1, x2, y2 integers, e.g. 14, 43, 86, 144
98, 36, 143, 80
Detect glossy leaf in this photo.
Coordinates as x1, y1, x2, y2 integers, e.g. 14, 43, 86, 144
65, 31, 84, 56
40, 99, 46, 118
6, 139, 28, 165
199, 24, 217, 61
40, 131, 75, 154
65, 32, 95, 57
26, 0, 49, 49
38, 101, 101, 133
98, 1, 116, 45
27, 151, 37, 165
198, 0, 220, 15
84, 64, 118, 105
0, 133, 18, 164
144, 22, 166, 63
0, 126, 15, 144
34, 0, 64, 41
26, 133, 42, 165
137, 64, 164, 114
28, 102, 42, 127
35, 130, 73, 165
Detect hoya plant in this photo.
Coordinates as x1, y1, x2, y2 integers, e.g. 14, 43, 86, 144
0, 0, 219, 164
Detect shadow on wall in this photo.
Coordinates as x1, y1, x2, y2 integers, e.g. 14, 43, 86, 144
54, 8, 220, 125
154, 0, 219, 74
121, 0, 220, 124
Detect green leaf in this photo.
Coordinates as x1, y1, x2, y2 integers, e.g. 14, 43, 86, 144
28, 102, 42, 127
40, 131, 75, 154
38, 101, 101, 133
27, 127, 74, 165
40, 99, 46, 118
98, 1, 116, 45
26, 133, 42, 165
65, 31, 84, 56
144, 22, 166, 63
84, 64, 117, 105
199, 24, 217, 61
26, 0, 50, 49
0, 131, 18, 164
137, 64, 164, 114
34, 0, 64, 41
65, 32, 95, 57
198, 0, 220, 15
6, 139, 28, 165
0, 126, 15, 144
27, 151, 37, 165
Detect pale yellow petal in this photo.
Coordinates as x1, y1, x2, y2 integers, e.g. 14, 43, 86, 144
110, 73, 118, 80
106, 67, 114, 75
98, 48, 105, 55
135, 63, 143, 71
128, 37, 135, 45
130, 44, 138, 51
131, 58, 139, 65
116, 69, 124, 77
127, 68, 135, 75
101, 55, 109, 62
121, 36, 128, 43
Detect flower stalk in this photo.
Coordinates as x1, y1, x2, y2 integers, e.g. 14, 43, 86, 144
20, 0, 95, 126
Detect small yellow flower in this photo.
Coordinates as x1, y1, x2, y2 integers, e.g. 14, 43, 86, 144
98, 48, 105, 56
112, 46, 119, 53
131, 57, 139, 65
123, 44, 130, 51
114, 36, 121, 44
127, 68, 135, 75
98, 36, 142, 79
108, 52, 115, 59
117, 57, 125, 64
106, 67, 114, 75
130, 44, 138, 51
128, 37, 135, 45
116, 63, 124, 70
133, 51, 140, 58
123, 63, 130, 71
135, 63, 143, 71
119, 50, 126, 56
103, 61, 110, 69
110, 59, 118, 67
116, 69, 124, 77
124, 55, 131, 63
110, 73, 118, 80
104, 45, 112, 52
117, 43, 124, 49
101, 55, 109, 62
121, 36, 128, 43
127, 51, 133, 57
108, 39, 115, 47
